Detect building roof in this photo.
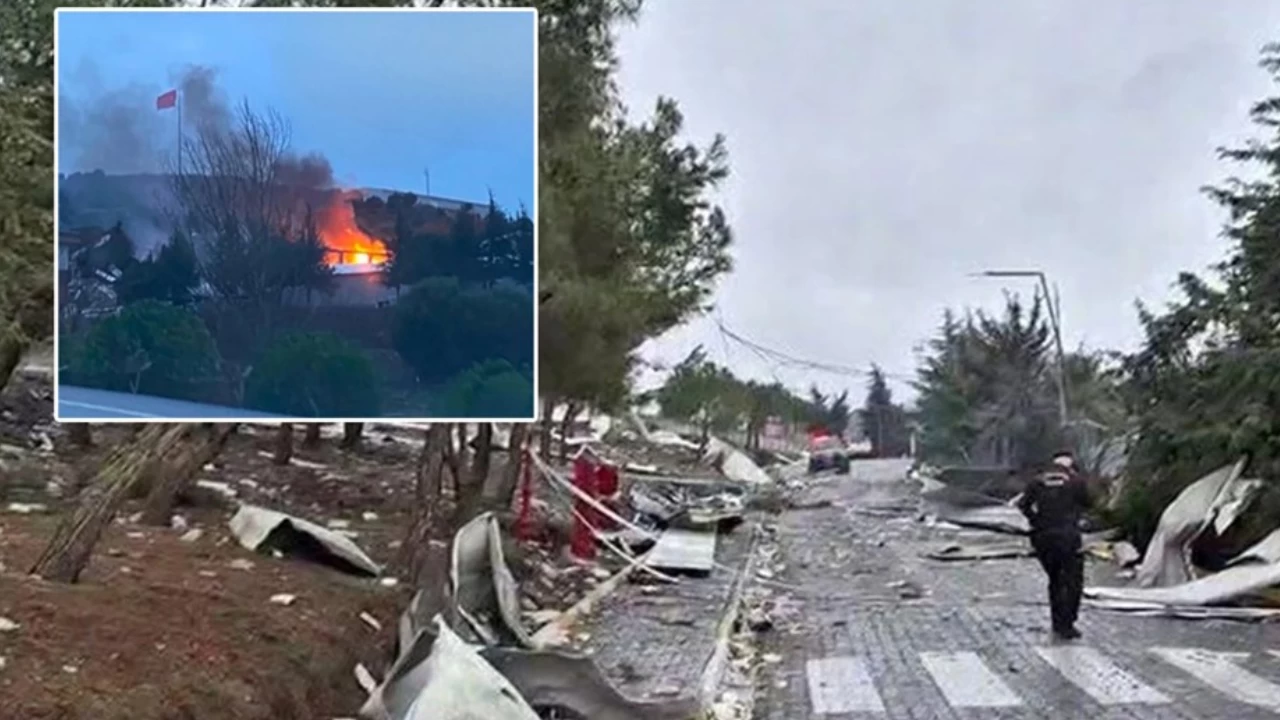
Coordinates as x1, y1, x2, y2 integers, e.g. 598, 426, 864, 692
357, 187, 484, 213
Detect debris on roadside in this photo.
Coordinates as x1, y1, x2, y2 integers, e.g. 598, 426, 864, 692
924, 543, 1031, 562
228, 504, 381, 577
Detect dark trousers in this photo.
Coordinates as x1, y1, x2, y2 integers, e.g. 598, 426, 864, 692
1030, 528, 1084, 632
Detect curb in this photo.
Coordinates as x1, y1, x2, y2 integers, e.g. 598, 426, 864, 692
694, 519, 762, 714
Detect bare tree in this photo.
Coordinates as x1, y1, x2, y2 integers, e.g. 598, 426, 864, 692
32, 424, 190, 583
167, 100, 299, 346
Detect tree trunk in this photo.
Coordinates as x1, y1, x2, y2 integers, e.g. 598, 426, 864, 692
139, 423, 236, 526
66, 423, 93, 449
31, 424, 190, 583
273, 423, 293, 465
558, 402, 579, 462
441, 423, 462, 489
302, 423, 322, 449
454, 423, 492, 528
341, 422, 363, 450
398, 425, 450, 596
453, 423, 471, 481
539, 397, 555, 457
482, 423, 527, 511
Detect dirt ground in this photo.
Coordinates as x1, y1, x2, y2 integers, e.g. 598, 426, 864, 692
0, 373, 604, 720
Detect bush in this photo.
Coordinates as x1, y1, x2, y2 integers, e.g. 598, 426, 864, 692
392, 277, 533, 385
245, 331, 380, 417
436, 360, 534, 418
65, 300, 220, 401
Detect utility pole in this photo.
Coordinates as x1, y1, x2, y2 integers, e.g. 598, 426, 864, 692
424, 167, 431, 196
973, 269, 1070, 428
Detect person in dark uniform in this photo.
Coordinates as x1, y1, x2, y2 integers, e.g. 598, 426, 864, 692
1016, 450, 1090, 640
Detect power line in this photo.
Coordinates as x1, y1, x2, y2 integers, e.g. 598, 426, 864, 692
713, 319, 915, 383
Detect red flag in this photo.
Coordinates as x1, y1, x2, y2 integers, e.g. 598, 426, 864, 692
156, 89, 177, 110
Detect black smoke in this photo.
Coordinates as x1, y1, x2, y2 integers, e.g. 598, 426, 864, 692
59, 62, 341, 255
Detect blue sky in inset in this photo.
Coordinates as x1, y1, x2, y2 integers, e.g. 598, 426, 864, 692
56, 8, 535, 208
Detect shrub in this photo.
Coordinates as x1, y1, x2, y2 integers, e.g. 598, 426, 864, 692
436, 360, 534, 418
64, 299, 220, 401
244, 331, 380, 417
392, 277, 533, 385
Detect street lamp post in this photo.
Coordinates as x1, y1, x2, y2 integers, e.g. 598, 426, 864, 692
973, 270, 1069, 428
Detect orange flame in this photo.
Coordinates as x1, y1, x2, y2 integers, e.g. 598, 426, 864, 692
318, 191, 388, 266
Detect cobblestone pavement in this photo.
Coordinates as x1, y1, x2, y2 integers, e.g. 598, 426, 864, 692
577, 519, 755, 701
752, 459, 1280, 719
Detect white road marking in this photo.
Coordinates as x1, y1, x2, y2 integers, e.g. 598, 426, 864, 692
58, 399, 156, 418
1035, 646, 1169, 705
805, 656, 885, 714
1152, 647, 1280, 710
919, 651, 1023, 708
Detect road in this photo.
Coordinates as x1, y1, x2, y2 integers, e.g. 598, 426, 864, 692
57, 385, 292, 420
752, 459, 1280, 719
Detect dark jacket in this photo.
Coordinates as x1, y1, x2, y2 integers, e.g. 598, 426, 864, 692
1016, 466, 1090, 534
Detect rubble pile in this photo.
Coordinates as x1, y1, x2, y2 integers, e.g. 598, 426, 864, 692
346, 414, 775, 719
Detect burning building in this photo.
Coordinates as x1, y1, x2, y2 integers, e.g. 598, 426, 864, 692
58, 172, 489, 308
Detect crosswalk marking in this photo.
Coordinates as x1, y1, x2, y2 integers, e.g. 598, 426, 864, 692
1151, 647, 1280, 710
919, 651, 1023, 707
802, 646, 1280, 713
805, 656, 885, 714
1035, 646, 1170, 705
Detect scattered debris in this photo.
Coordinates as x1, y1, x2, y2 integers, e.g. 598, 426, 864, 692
645, 529, 717, 575
925, 543, 1031, 562
1086, 526, 1280, 611
269, 593, 297, 606
359, 612, 382, 632
1133, 460, 1253, 588
6, 502, 47, 514
179, 528, 203, 543
450, 512, 535, 648
196, 480, 237, 499
702, 437, 772, 486
362, 616, 542, 720
229, 504, 381, 576
0, 617, 20, 632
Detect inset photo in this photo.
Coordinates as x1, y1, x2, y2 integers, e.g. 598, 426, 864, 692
54, 7, 537, 421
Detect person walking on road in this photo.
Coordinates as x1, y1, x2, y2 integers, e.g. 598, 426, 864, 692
1017, 450, 1091, 640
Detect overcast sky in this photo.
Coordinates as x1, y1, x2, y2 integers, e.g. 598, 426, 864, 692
56, 8, 535, 208
620, 0, 1280, 401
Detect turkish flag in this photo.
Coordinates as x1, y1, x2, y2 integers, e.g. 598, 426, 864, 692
156, 89, 177, 110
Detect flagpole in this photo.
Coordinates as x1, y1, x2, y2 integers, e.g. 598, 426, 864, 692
177, 90, 182, 177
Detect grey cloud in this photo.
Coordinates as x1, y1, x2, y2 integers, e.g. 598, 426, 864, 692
621, 0, 1280, 398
